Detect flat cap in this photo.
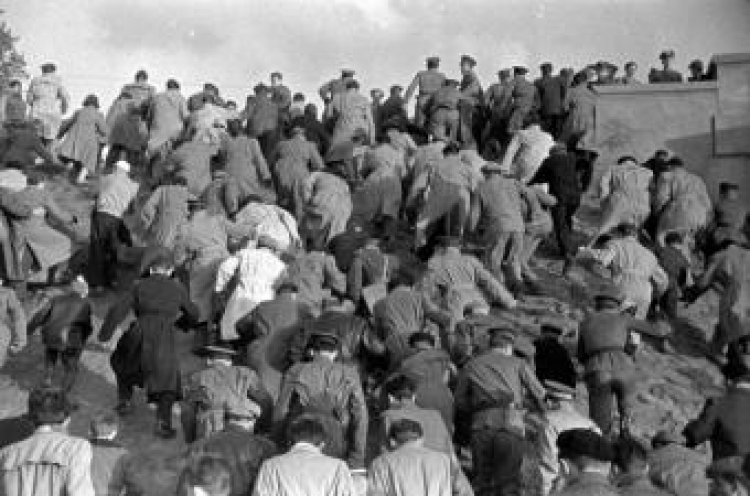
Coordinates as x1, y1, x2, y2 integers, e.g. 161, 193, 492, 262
41, 62, 56, 72
540, 62, 553, 70
341, 69, 356, 77
460, 55, 477, 67
427, 56, 440, 63
513, 66, 529, 75
659, 50, 676, 60
557, 428, 615, 462
498, 69, 511, 77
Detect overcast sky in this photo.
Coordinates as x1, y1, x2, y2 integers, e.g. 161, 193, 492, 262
6, 0, 750, 110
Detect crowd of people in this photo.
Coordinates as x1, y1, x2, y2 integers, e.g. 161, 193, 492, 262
0, 47, 747, 496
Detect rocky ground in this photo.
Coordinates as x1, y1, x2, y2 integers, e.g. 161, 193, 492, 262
0, 175, 723, 494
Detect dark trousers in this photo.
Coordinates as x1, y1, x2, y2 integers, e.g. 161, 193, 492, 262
551, 200, 579, 258
541, 113, 563, 139
471, 427, 524, 496
44, 347, 83, 392
88, 211, 131, 288
256, 129, 280, 161
586, 370, 635, 435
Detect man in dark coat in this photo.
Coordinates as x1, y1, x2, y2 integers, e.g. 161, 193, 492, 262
274, 332, 368, 469
684, 335, 750, 460
649, 50, 684, 83
99, 250, 199, 438
28, 276, 93, 392
235, 282, 312, 403
181, 398, 277, 496
244, 84, 280, 159
379, 86, 408, 131
530, 142, 583, 272
404, 56, 446, 129
535, 62, 566, 139
458, 54, 483, 147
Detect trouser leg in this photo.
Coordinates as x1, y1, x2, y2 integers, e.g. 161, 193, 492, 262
61, 349, 81, 392
587, 373, 615, 435
157, 391, 177, 428
44, 348, 58, 385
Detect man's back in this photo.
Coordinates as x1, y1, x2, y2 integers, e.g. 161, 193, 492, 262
253, 444, 355, 496
381, 405, 453, 456
368, 444, 457, 496
0, 430, 94, 496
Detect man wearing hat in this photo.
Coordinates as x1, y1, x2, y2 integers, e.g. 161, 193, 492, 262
215, 234, 288, 342
620, 61, 641, 85
578, 222, 669, 319
649, 50, 684, 83
423, 235, 517, 320
88, 159, 138, 292
576, 286, 642, 435
282, 247, 346, 317
507, 66, 538, 134
405, 56, 446, 129
653, 155, 712, 247
146, 78, 190, 162
329, 79, 375, 147
705, 182, 747, 257
270, 71, 291, 114
182, 344, 270, 442
470, 159, 527, 286
245, 82, 281, 158
414, 141, 483, 249
427, 79, 463, 142
455, 326, 546, 494
318, 69, 356, 104
119, 69, 156, 111
649, 430, 710, 496
684, 334, 750, 461
26, 63, 71, 148
379, 85, 408, 131
27, 276, 93, 393
0, 387, 95, 495
184, 393, 277, 496
538, 380, 600, 494
554, 428, 618, 495
370, 88, 385, 132
593, 61, 619, 86
535, 63, 566, 138
0, 79, 27, 127
459, 54, 483, 147
274, 331, 368, 469
235, 280, 312, 403
483, 69, 514, 144
688, 59, 707, 82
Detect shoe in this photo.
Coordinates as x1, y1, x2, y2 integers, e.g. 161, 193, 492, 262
154, 422, 177, 439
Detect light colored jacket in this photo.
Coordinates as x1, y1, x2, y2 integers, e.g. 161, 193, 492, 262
0, 430, 95, 496
253, 443, 356, 496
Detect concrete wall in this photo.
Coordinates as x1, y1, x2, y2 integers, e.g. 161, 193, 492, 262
591, 53, 750, 205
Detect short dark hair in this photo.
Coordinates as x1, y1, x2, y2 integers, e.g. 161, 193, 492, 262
388, 419, 423, 444
386, 375, 416, 400
288, 416, 326, 446
182, 454, 232, 495
614, 438, 650, 472
90, 412, 119, 438
408, 332, 435, 348
427, 59, 439, 69
166, 79, 180, 90
135, 70, 148, 81
28, 387, 71, 426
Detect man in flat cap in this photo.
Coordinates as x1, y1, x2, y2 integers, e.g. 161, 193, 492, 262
538, 380, 600, 494
455, 326, 546, 494
507, 66, 539, 135
26, 62, 70, 148
649, 50, 684, 83
427, 79, 463, 142
182, 345, 272, 442
183, 394, 277, 496
458, 54, 484, 147
593, 61, 618, 86
576, 287, 644, 435
555, 429, 619, 495
270, 71, 291, 114
405, 56, 446, 129
483, 69, 514, 145
274, 331, 368, 470
704, 182, 748, 258
379, 85, 408, 131
535, 62, 566, 139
